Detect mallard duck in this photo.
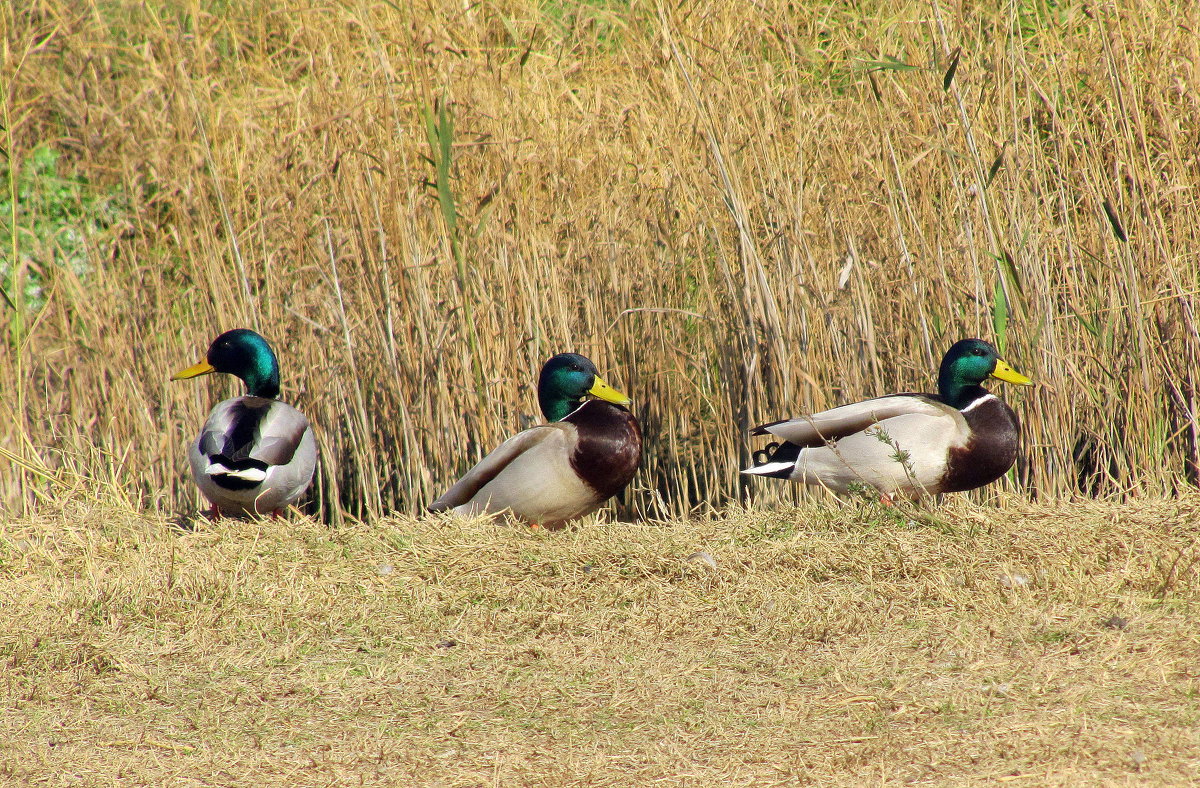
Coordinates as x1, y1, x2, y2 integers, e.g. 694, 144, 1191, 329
429, 353, 642, 528
172, 328, 317, 518
743, 338, 1032, 499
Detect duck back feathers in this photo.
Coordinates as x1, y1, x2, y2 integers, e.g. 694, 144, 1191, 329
189, 395, 317, 515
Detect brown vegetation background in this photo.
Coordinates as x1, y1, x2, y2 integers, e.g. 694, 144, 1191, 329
4, 0, 1200, 521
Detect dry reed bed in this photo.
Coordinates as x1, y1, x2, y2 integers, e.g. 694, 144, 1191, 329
3, 1, 1200, 520
2, 496, 1199, 785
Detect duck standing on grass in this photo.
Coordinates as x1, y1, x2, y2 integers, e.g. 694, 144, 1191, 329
173, 329, 317, 518
429, 353, 642, 529
743, 339, 1032, 500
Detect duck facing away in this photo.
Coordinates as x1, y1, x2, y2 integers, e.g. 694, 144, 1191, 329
744, 339, 1032, 499
429, 353, 642, 529
173, 328, 317, 518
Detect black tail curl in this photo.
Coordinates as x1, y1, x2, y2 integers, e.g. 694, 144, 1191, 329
750, 440, 802, 477
752, 442, 782, 467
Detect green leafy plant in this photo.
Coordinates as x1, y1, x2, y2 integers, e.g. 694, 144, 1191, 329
1, 144, 126, 315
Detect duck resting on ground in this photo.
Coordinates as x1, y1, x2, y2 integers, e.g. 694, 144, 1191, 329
429, 353, 642, 529
172, 328, 317, 518
743, 338, 1032, 499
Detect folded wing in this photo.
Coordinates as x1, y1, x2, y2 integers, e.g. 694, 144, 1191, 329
429, 425, 569, 512
752, 394, 959, 446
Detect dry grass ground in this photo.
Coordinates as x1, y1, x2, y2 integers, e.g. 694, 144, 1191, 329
3, 496, 1199, 786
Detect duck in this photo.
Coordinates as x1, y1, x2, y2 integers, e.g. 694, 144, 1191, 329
429, 353, 642, 528
743, 338, 1032, 499
172, 328, 317, 518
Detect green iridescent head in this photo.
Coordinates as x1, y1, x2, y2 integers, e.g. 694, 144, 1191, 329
172, 328, 282, 398
937, 338, 1032, 407
537, 353, 631, 422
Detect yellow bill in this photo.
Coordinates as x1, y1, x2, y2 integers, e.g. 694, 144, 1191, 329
588, 375, 632, 406
991, 359, 1033, 386
172, 360, 216, 380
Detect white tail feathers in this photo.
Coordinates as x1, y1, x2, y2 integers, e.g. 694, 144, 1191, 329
742, 461, 796, 476
206, 462, 267, 483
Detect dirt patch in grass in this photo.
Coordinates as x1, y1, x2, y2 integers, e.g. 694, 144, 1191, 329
2, 496, 1199, 785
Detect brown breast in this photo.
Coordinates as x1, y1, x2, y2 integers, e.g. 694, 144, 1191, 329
565, 401, 642, 500
940, 396, 1020, 493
